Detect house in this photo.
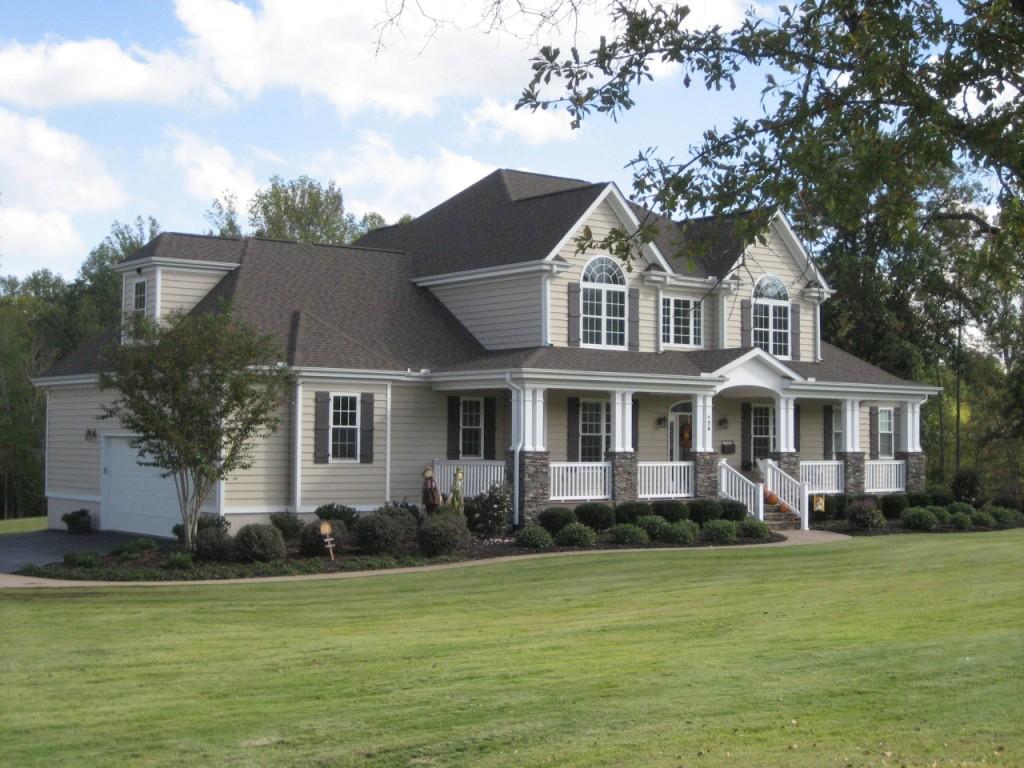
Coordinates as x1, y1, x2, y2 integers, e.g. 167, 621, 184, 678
34, 169, 939, 536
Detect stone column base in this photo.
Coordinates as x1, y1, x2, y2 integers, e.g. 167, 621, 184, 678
507, 451, 550, 526
694, 452, 721, 498
769, 452, 800, 478
835, 452, 865, 495
896, 451, 926, 493
607, 451, 637, 503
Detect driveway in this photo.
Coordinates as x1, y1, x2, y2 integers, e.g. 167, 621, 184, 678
0, 530, 144, 573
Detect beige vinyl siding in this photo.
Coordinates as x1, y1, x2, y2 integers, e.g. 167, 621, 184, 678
430, 275, 543, 349
223, 401, 291, 510
45, 384, 113, 496
798, 401, 829, 461
546, 390, 569, 462
702, 293, 718, 350
714, 397, 760, 470
635, 395, 679, 461
122, 268, 157, 319
160, 269, 226, 318
389, 384, 448, 502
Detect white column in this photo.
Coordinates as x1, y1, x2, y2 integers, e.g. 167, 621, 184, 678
841, 399, 860, 452
692, 393, 714, 452
903, 400, 921, 452
775, 396, 797, 453
610, 390, 634, 452
509, 387, 523, 451
521, 387, 546, 452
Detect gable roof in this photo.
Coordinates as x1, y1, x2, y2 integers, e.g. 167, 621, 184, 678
120, 231, 245, 266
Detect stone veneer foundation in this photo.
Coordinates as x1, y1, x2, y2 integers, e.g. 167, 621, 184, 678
769, 452, 800, 478
607, 451, 638, 503
694, 452, 721, 498
507, 451, 550, 525
896, 451, 927, 493
835, 451, 865, 495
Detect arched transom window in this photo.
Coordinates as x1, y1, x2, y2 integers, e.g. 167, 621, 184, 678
581, 256, 626, 348
753, 275, 790, 357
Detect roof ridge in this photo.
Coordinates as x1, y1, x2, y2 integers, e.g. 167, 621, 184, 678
513, 181, 608, 203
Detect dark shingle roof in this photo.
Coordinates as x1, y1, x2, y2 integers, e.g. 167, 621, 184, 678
41, 329, 119, 378
788, 342, 923, 386
121, 232, 245, 265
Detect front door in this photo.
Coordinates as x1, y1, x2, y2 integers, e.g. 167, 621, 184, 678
669, 410, 693, 461
751, 405, 774, 462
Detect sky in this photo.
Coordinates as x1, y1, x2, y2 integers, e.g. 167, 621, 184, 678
0, 0, 764, 279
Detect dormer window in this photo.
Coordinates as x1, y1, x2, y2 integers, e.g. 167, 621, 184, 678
580, 256, 627, 348
133, 280, 147, 316
752, 275, 790, 358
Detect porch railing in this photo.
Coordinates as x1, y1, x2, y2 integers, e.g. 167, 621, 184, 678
719, 461, 764, 521
550, 462, 611, 501
800, 460, 845, 494
638, 461, 695, 499
865, 460, 906, 493
432, 459, 507, 498
763, 459, 809, 530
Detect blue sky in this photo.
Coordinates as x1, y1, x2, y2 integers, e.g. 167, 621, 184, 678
0, 0, 762, 278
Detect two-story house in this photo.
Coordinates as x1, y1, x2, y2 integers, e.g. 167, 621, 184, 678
35, 169, 939, 536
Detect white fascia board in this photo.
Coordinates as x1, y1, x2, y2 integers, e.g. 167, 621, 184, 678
293, 366, 429, 383
429, 367, 721, 394
113, 257, 239, 275
31, 373, 102, 388
710, 348, 805, 382
788, 381, 942, 398
641, 271, 719, 291
412, 260, 565, 287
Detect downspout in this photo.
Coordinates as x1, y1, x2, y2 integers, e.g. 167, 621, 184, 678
506, 373, 524, 527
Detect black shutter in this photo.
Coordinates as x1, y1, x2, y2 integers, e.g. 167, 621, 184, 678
823, 404, 833, 459
359, 393, 374, 464
632, 398, 639, 452
568, 283, 581, 347
790, 303, 801, 360
741, 299, 752, 347
741, 402, 752, 470
793, 403, 801, 453
483, 397, 497, 460
567, 397, 580, 461
447, 396, 460, 460
869, 406, 879, 460
628, 288, 640, 351
314, 391, 330, 464
894, 406, 903, 455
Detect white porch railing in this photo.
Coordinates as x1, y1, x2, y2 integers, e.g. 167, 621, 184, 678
550, 462, 611, 501
800, 460, 845, 494
763, 459, 809, 530
432, 459, 507, 498
719, 461, 764, 521
638, 461, 695, 499
865, 460, 906, 493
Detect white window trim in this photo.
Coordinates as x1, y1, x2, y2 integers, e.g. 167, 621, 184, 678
660, 294, 703, 349
329, 392, 360, 464
832, 407, 844, 455
751, 404, 776, 456
580, 255, 628, 350
459, 397, 485, 460
752, 274, 791, 360
878, 407, 895, 459
579, 399, 612, 462
133, 279, 148, 315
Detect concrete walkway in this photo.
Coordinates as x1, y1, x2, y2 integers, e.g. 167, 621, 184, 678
0, 529, 850, 590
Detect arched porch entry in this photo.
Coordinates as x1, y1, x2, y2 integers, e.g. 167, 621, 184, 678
667, 400, 694, 462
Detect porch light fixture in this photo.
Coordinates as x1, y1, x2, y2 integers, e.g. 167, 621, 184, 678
656, 416, 667, 428
84, 428, 98, 442
718, 417, 729, 429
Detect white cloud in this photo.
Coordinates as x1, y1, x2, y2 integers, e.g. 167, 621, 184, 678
465, 98, 575, 144
0, 207, 85, 276
168, 128, 259, 204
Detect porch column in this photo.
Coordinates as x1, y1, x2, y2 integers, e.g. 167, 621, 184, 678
770, 395, 800, 477
896, 398, 926, 492
693, 393, 719, 498
692, 393, 714, 453
508, 387, 549, 525
607, 390, 637, 502
835, 398, 865, 495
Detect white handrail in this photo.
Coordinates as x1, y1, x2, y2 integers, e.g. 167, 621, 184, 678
432, 459, 507, 498
550, 462, 611, 501
800, 460, 845, 494
865, 460, 906, 493
763, 459, 809, 530
638, 461, 695, 499
719, 460, 764, 521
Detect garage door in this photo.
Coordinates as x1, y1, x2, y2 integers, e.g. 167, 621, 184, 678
102, 437, 183, 538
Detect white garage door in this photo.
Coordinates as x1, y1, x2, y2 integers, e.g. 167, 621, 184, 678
102, 437, 183, 538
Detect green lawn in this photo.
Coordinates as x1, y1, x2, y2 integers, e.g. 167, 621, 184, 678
2, 533, 1022, 767
0, 516, 46, 534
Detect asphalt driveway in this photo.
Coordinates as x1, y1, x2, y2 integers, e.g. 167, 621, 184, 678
0, 530, 144, 572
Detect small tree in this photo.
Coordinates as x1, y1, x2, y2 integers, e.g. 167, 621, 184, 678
100, 309, 293, 550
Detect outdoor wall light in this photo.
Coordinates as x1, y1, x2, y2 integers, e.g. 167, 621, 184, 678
656, 416, 667, 428
84, 428, 98, 442
718, 417, 729, 429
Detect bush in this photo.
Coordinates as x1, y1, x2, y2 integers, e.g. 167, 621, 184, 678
880, 494, 909, 519
172, 512, 230, 543
299, 520, 346, 557
63, 551, 100, 568
419, 514, 470, 556
515, 525, 554, 549
573, 502, 615, 531
906, 491, 931, 508
609, 523, 649, 546
660, 520, 699, 545
167, 551, 194, 570
848, 500, 886, 530
651, 499, 689, 522
614, 501, 652, 525
634, 515, 671, 540
61, 509, 92, 534
688, 499, 723, 526
824, 494, 849, 520
115, 537, 158, 556
315, 503, 359, 529
463, 482, 512, 537
234, 524, 287, 562
989, 506, 1023, 528
992, 493, 1023, 512
353, 509, 417, 556
702, 519, 738, 545
970, 509, 997, 529
901, 507, 938, 531
432, 505, 462, 519
195, 526, 234, 562
947, 501, 974, 517
738, 517, 772, 540
269, 511, 304, 541
380, 499, 422, 521
719, 499, 748, 522
927, 487, 953, 507
950, 511, 973, 530
554, 522, 597, 548
927, 506, 951, 526
951, 468, 983, 506
537, 506, 576, 534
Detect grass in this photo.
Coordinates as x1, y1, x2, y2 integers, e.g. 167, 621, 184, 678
2, 532, 1022, 767
0, 516, 46, 535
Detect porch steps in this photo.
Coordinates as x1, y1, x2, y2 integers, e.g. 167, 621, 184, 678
762, 503, 800, 531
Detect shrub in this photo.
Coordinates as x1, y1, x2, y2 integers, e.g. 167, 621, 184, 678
234, 524, 287, 562
901, 507, 937, 531
824, 494, 849, 520
950, 511, 973, 530
848, 500, 886, 530
688, 499, 723, 526
63, 551, 100, 568
614, 501, 652, 525
880, 494, 909, 519
115, 538, 158, 556
719, 499, 748, 522
906, 491, 931, 508
951, 468, 983, 506
269, 511, 304, 541
167, 551, 194, 570
315, 503, 359, 529
515, 525, 554, 549
634, 515, 671, 540
970, 509, 997, 529
989, 506, 1023, 528
660, 520, 699, 545
947, 501, 974, 517
927, 487, 953, 507
353, 509, 417, 556
702, 519, 738, 545
61, 509, 92, 534
538, 506, 576, 534
463, 482, 512, 537
195, 526, 234, 562
609, 523, 649, 546
380, 499, 421, 521
573, 502, 615, 531
651, 499, 689, 522
432, 505, 462, 519
927, 506, 951, 526
737, 517, 772, 540
299, 520, 346, 557
172, 512, 230, 543
992, 493, 1023, 512
419, 514, 470, 556
554, 522, 597, 548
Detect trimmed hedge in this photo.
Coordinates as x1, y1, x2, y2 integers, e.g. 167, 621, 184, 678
651, 499, 689, 522
634, 515, 671, 540
299, 520, 346, 557
269, 511, 304, 541
614, 501, 653, 525
970, 509, 997, 529
927, 506, 951, 526
688, 499, 723, 526
901, 507, 937, 531
824, 494, 849, 520
167, 551, 194, 570
234, 524, 287, 562
195, 527, 234, 562
660, 520, 699, 545
418, 514, 470, 556
737, 518, 772, 541
719, 499, 748, 522
538, 507, 577, 535
950, 510, 973, 530
515, 525, 554, 549
314, 503, 359, 528
353, 509, 418, 556
701, 519, 738, 545
880, 494, 909, 519
947, 501, 974, 517
573, 503, 615, 531
61, 509, 92, 534
554, 522, 597, 548
848, 500, 886, 530
173, 512, 229, 544
906, 491, 931, 508
989, 506, 1024, 528
609, 523, 649, 546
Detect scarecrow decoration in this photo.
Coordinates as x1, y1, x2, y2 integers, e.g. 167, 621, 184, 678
421, 467, 442, 515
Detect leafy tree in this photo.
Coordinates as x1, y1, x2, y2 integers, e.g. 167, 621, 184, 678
205, 192, 243, 238
100, 309, 293, 549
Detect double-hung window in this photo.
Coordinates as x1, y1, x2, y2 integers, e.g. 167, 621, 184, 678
878, 407, 895, 459
832, 408, 844, 454
331, 394, 359, 461
661, 296, 702, 347
581, 257, 627, 348
133, 280, 147, 316
579, 400, 611, 462
752, 275, 790, 358
460, 398, 483, 459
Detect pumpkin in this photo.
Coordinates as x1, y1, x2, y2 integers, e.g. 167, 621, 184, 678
766, 493, 779, 505
779, 502, 790, 514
